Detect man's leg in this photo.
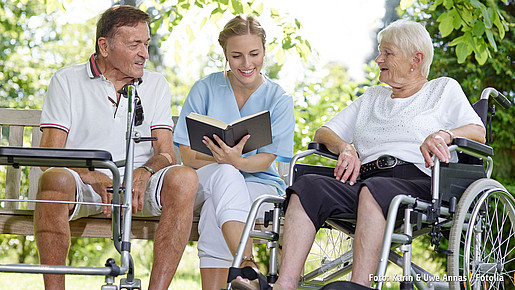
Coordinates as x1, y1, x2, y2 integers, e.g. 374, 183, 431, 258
148, 166, 197, 290
350, 186, 386, 287
274, 193, 317, 290
33, 168, 77, 290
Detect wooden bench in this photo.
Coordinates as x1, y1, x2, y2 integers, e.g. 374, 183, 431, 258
0, 108, 276, 241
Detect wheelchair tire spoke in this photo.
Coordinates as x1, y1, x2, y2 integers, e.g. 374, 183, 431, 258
448, 179, 515, 290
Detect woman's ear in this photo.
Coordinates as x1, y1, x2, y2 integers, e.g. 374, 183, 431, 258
412, 51, 424, 69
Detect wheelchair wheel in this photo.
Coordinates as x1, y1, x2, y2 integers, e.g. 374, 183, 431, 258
447, 178, 515, 290
299, 226, 353, 288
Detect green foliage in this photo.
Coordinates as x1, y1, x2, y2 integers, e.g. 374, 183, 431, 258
402, 0, 512, 65
0, 1, 95, 109
406, 0, 515, 185
293, 62, 382, 165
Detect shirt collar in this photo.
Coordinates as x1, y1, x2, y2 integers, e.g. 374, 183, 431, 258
87, 53, 143, 85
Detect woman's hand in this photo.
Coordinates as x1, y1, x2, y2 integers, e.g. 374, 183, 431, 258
420, 131, 452, 168
334, 143, 361, 185
203, 134, 250, 167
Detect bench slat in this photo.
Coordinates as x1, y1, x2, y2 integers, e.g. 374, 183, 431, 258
0, 109, 42, 126
0, 209, 274, 241
5, 126, 25, 209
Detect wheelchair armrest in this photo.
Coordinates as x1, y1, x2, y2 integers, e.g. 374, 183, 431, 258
307, 142, 339, 160
0, 146, 113, 169
452, 137, 493, 158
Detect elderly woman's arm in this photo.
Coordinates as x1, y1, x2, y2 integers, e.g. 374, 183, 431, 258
313, 126, 361, 185
420, 124, 486, 168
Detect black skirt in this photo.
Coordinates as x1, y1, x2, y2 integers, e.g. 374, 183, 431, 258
284, 164, 431, 231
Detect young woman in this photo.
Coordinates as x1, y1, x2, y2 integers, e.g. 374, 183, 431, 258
173, 14, 295, 290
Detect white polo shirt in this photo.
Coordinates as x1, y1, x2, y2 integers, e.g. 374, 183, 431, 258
41, 54, 174, 178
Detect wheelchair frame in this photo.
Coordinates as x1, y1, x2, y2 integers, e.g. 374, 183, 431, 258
0, 85, 147, 289
229, 87, 515, 290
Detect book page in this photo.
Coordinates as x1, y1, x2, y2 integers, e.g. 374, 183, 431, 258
228, 110, 269, 127
187, 112, 228, 129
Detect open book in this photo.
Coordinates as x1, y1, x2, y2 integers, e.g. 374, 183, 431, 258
186, 110, 272, 156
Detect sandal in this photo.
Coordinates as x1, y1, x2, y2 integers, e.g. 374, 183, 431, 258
228, 266, 270, 290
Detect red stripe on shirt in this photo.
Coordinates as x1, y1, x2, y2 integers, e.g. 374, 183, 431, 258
89, 54, 101, 77
40, 123, 70, 132
151, 124, 173, 130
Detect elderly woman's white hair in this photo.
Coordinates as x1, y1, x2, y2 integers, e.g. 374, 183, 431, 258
377, 19, 434, 78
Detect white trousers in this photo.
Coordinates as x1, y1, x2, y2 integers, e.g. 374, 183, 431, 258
194, 163, 277, 268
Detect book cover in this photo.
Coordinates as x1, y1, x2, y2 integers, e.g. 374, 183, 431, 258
186, 110, 272, 156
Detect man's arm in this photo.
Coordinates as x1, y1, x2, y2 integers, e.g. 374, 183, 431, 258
313, 126, 361, 185
132, 128, 176, 213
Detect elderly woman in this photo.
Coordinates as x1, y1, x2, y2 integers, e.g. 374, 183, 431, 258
232, 19, 485, 290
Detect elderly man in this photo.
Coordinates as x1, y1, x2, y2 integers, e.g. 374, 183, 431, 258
34, 5, 198, 290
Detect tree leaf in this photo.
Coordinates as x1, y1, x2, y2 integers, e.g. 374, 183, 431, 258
482, 8, 492, 29
186, 24, 194, 42
470, 0, 484, 9
443, 0, 454, 9
448, 35, 465, 46
485, 29, 497, 52
438, 13, 454, 37
472, 21, 485, 37
493, 12, 505, 39
460, 7, 473, 23
210, 7, 223, 24
429, 0, 443, 10
253, 3, 263, 15
474, 41, 489, 65
456, 42, 470, 63
230, 0, 244, 14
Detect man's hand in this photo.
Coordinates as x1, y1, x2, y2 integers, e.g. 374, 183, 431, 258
420, 131, 452, 168
334, 143, 361, 185
202, 134, 250, 167
132, 167, 152, 213
83, 171, 113, 217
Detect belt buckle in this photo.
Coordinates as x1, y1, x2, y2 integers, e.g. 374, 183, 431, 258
376, 155, 397, 170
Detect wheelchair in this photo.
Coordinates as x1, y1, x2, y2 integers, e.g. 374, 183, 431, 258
0, 85, 147, 289
228, 87, 515, 290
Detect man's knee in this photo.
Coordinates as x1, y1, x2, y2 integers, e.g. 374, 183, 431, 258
37, 168, 76, 200
161, 165, 198, 204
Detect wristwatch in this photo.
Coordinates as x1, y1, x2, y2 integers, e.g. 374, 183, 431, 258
140, 165, 155, 175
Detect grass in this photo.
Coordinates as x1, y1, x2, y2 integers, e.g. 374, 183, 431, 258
0, 233, 448, 290
0, 242, 201, 289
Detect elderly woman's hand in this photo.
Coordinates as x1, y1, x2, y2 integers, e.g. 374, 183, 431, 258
420, 131, 452, 168
335, 143, 361, 185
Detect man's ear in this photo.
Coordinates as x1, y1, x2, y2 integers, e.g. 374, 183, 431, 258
98, 37, 109, 57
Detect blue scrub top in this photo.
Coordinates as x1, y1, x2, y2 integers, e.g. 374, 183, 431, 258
174, 71, 295, 194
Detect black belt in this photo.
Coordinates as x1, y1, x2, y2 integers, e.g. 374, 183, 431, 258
360, 155, 409, 174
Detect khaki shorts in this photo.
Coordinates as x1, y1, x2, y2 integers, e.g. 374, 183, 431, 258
66, 165, 179, 221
